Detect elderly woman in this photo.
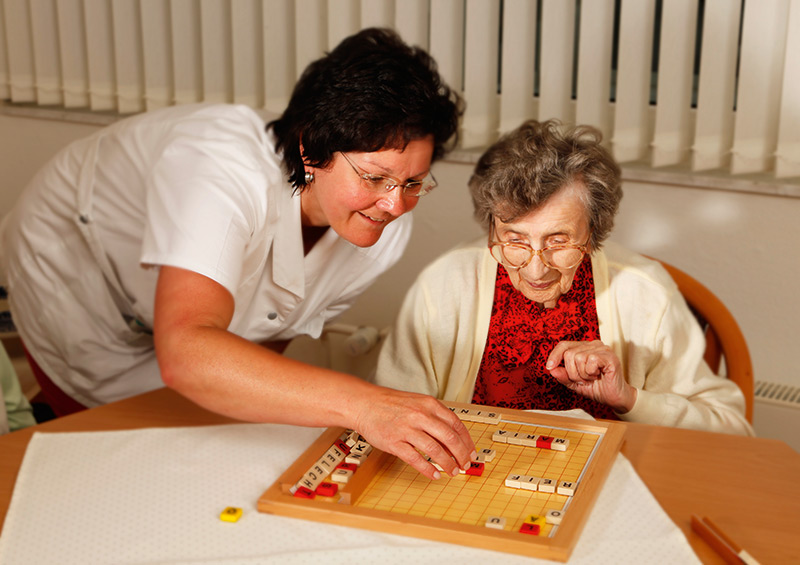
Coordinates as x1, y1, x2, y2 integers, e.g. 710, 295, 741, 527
374, 120, 753, 435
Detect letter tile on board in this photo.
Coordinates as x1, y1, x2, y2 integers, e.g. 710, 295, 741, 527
492, 430, 510, 443
520, 476, 541, 491
345, 452, 366, 465
524, 514, 547, 526
520, 434, 539, 446
298, 464, 326, 492
482, 411, 501, 424
315, 482, 339, 497
546, 509, 563, 525
425, 455, 445, 472
353, 441, 373, 456
519, 523, 541, 535
536, 436, 553, 449
505, 474, 522, 488
471, 410, 501, 424
485, 516, 506, 530
465, 462, 485, 476
538, 478, 556, 493
557, 481, 576, 496
326, 446, 345, 464
507, 432, 523, 445
457, 408, 473, 421
476, 448, 496, 463
333, 439, 351, 455
331, 468, 354, 484
293, 486, 316, 499
298, 475, 319, 492
551, 437, 569, 451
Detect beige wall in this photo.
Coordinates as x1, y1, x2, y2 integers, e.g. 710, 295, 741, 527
2, 112, 799, 396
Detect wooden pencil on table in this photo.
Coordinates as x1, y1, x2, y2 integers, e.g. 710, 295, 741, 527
690, 515, 760, 565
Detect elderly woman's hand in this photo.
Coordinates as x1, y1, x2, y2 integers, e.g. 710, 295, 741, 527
352, 388, 477, 480
545, 340, 638, 413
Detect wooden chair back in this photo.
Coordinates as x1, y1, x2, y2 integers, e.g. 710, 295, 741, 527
655, 259, 754, 423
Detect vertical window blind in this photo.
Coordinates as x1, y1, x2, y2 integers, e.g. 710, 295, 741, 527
1, 0, 797, 180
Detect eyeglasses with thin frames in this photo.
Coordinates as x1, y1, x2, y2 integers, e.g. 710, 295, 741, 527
339, 152, 437, 197
489, 228, 590, 270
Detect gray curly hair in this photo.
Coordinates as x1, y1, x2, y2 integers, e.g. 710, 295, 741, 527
468, 119, 622, 250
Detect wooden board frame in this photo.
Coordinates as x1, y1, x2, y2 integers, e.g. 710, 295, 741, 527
258, 402, 625, 561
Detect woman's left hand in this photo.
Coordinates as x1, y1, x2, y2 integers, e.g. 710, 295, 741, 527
545, 340, 637, 413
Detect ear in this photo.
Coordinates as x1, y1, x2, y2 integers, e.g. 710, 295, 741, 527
299, 142, 314, 178
300, 140, 317, 164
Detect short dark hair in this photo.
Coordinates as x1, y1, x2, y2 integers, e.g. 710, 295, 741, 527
269, 28, 463, 189
469, 120, 622, 250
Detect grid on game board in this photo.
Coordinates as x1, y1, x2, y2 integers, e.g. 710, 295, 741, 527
355, 419, 602, 536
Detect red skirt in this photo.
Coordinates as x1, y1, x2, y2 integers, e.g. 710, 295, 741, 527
23, 345, 87, 417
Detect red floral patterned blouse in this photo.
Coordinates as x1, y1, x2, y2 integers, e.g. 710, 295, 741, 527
472, 257, 619, 420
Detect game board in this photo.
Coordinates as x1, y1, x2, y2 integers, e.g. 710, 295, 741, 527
258, 402, 625, 561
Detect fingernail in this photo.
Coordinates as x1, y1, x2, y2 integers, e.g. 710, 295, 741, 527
470, 451, 479, 462
432, 470, 441, 480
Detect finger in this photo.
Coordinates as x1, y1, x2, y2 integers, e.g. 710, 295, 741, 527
391, 441, 442, 480
571, 350, 596, 379
420, 410, 477, 475
442, 408, 479, 467
415, 398, 477, 465
584, 353, 604, 378
561, 349, 586, 383
545, 341, 573, 370
548, 366, 570, 385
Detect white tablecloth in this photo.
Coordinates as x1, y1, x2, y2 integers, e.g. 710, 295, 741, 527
0, 423, 700, 564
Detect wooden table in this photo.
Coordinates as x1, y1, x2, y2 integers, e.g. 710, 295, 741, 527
1, 388, 798, 563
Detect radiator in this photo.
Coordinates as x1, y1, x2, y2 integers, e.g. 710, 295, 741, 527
753, 381, 800, 453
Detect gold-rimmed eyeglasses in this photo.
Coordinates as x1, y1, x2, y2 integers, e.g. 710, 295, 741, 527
489, 234, 590, 270
339, 152, 437, 197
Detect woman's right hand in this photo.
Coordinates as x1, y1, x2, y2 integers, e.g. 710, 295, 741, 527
352, 387, 477, 480
546, 340, 637, 413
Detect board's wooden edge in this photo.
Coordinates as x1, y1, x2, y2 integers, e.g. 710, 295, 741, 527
449, 400, 616, 434
257, 405, 624, 562
267, 427, 343, 491
337, 448, 393, 504
546, 420, 626, 553
259, 491, 572, 561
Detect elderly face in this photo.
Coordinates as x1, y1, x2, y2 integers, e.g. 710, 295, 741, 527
492, 182, 591, 308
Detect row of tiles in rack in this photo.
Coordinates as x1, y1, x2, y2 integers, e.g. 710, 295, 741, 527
492, 429, 570, 451
291, 430, 373, 498
504, 474, 577, 496
485, 509, 563, 534
450, 407, 502, 424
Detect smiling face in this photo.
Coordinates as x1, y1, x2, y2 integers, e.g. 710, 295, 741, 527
299, 136, 434, 248
494, 182, 592, 308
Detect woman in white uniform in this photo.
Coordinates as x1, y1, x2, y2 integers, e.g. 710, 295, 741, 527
0, 29, 476, 478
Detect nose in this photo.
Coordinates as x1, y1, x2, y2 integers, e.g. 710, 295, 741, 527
375, 189, 412, 217
520, 252, 550, 278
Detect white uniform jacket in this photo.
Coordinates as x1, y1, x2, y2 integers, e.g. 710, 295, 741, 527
1, 104, 411, 407
374, 239, 753, 435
